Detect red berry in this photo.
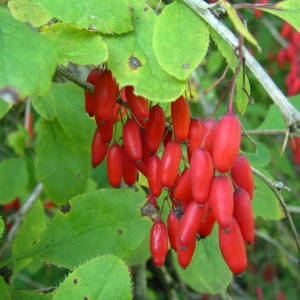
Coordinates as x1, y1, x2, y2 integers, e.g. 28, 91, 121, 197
167, 210, 180, 251
231, 155, 254, 199
150, 220, 169, 266
177, 235, 196, 269
212, 113, 241, 172
122, 119, 142, 162
94, 70, 118, 124
145, 105, 165, 154
147, 156, 162, 197
171, 96, 191, 142
209, 175, 234, 229
122, 147, 138, 185
219, 218, 248, 274
161, 141, 182, 188
178, 201, 205, 249
190, 149, 214, 204
187, 119, 205, 159
2, 198, 20, 211
107, 144, 123, 187
91, 128, 108, 167
197, 206, 215, 238
125, 86, 149, 127
84, 68, 102, 116
96, 119, 114, 143
233, 188, 255, 243
202, 119, 216, 151
173, 168, 193, 203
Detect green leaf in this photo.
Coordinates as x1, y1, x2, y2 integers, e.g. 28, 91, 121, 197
256, 104, 286, 130
13, 290, 52, 300
0, 277, 12, 300
54, 255, 132, 300
173, 227, 232, 294
261, 0, 300, 31
0, 8, 57, 100
0, 157, 28, 204
220, 0, 261, 50
12, 200, 47, 276
0, 99, 11, 119
42, 23, 108, 66
8, 0, 51, 27
7, 126, 28, 156
243, 142, 271, 168
0, 216, 4, 239
27, 189, 151, 268
105, 0, 186, 102
253, 170, 283, 220
36, 119, 90, 204
51, 83, 95, 150
153, 0, 209, 81
210, 28, 251, 114
32, 0, 133, 34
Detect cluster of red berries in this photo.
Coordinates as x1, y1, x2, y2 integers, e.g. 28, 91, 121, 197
84, 68, 255, 274
277, 22, 300, 96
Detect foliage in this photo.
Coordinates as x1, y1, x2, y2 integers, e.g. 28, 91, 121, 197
0, 0, 299, 299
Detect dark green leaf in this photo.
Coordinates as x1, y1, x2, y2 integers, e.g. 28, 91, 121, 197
53, 255, 132, 300
0, 100, 11, 119
27, 189, 151, 268
0, 277, 12, 300
173, 227, 232, 294
0, 8, 57, 100
0, 157, 28, 204
12, 200, 47, 276
36, 119, 90, 204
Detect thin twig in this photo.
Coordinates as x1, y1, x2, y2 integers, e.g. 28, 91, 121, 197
56, 65, 94, 93
287, 206, 300, 214
255, 230, 298, 265
262, 18, 288, 48
0, 183, 44, 259
251, 167, 300, 257
242, 129, 287, 136
182, 0, 300, 129
203, 64, 230, 94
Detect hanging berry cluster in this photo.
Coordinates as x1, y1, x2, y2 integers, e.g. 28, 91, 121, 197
84, 67, 255, 275
277, 22, 300, 96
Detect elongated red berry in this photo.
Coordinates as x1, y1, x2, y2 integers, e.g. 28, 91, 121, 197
125, 86, 149, 127
150, 220, 169, 266
177, 235, 196, 269
107, 144, 123, 187
171, 96, 190, 142
231, 155, 254, 199
167, 210, 180, 251
233, 188, 255, 243
209, 175, 234, 229
94, 70, 118, 124
190, 149, 214, 204
202, 119, 216, 151
178, 201, 205, 249
84, 68, 102, 116
173, 168, 193, 203
91, 128, 108, 167
212, 113, 241, 172
122, 147, 138, 185
219, 218, 248, 274
197, 206, 215, 238
145, 105, 165, 154
187, 119, 205, 159
147, 156, 162, 197
97, 119, 114, 143
123, 119, 142, 162
161, 141, 182, 188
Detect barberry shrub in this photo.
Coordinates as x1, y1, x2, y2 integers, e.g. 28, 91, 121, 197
0, 0, 299, 299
